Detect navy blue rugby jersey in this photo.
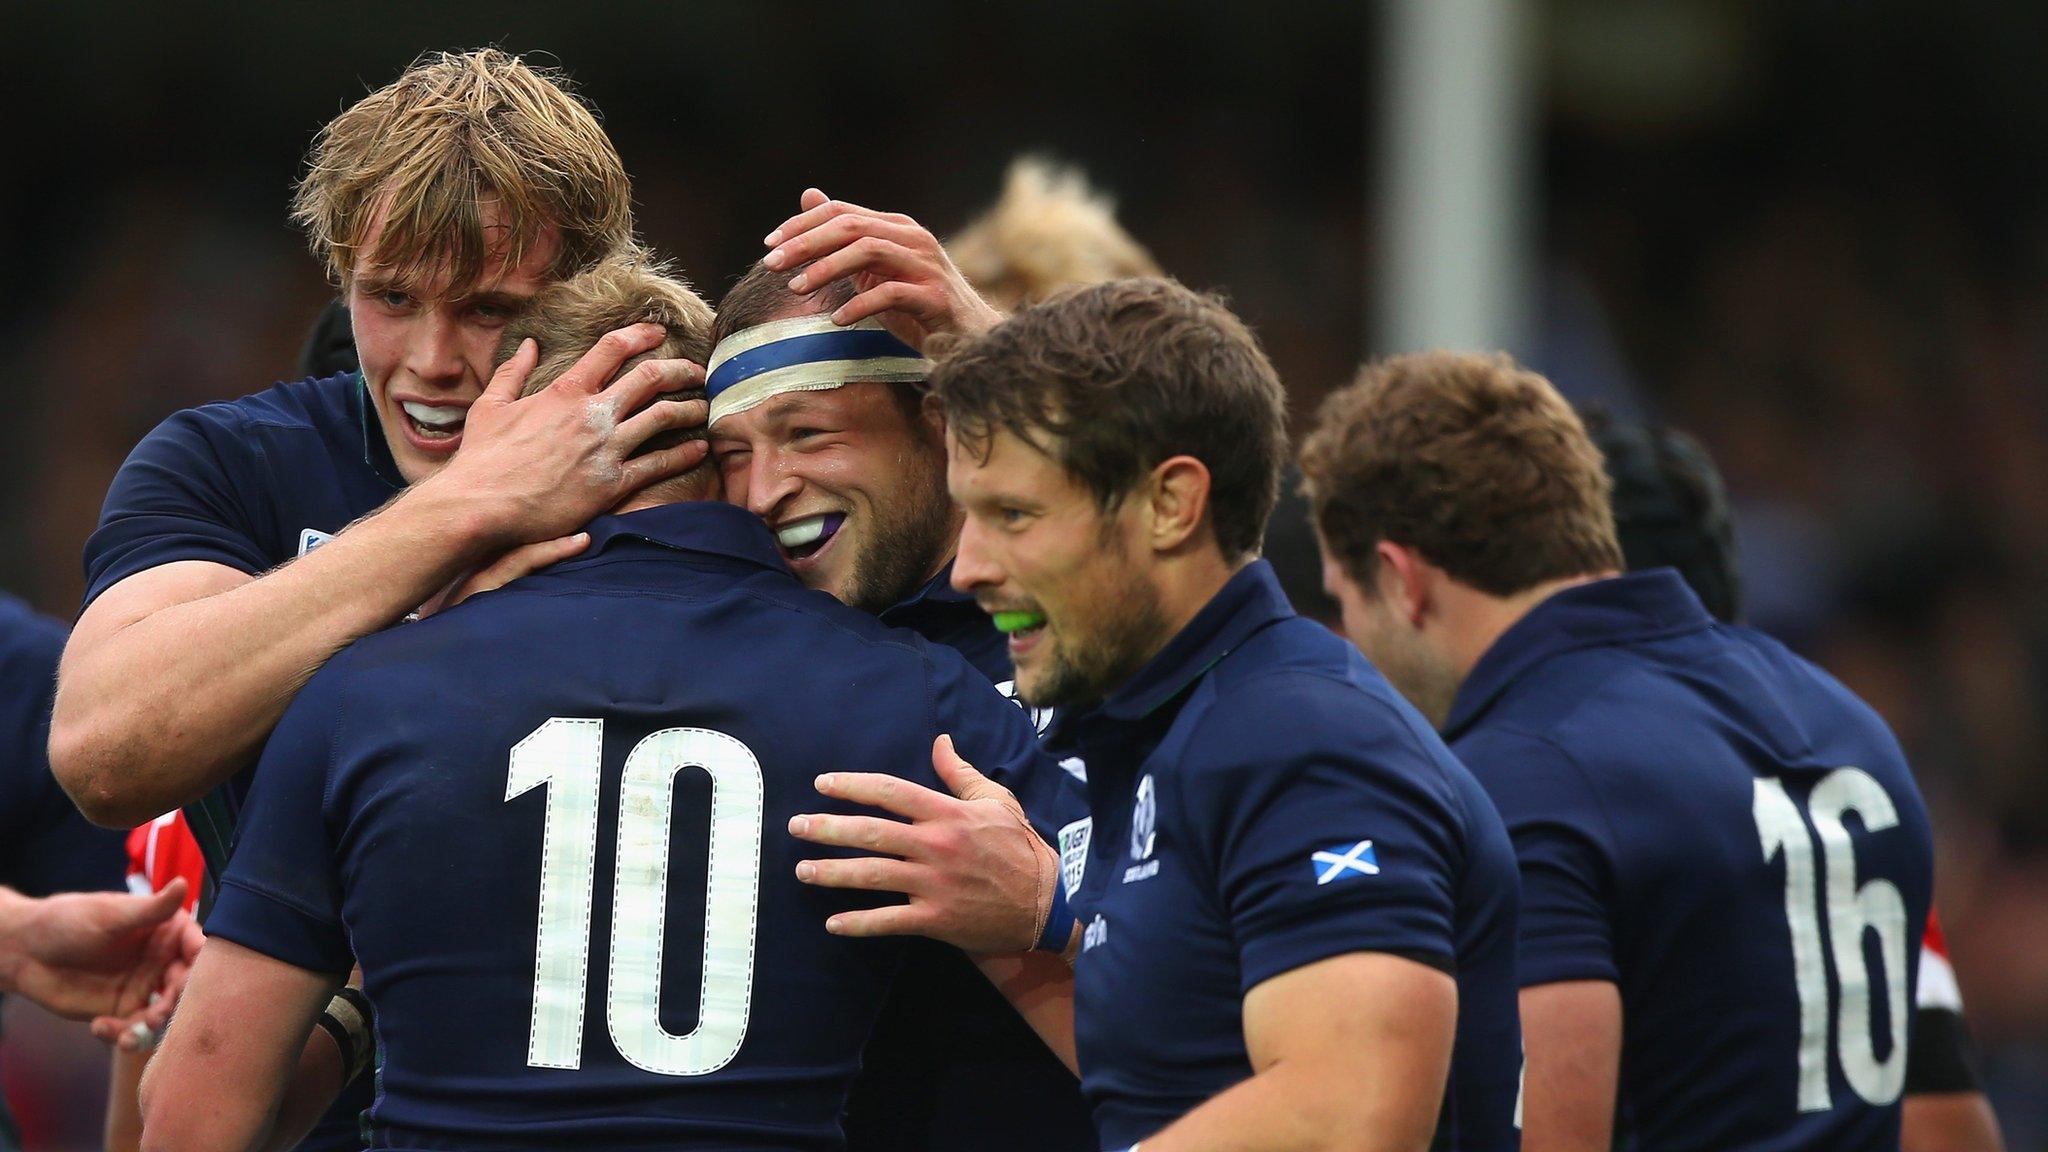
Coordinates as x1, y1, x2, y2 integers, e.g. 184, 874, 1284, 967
81, 371, 398, 1147
1444, 569, 1933, 1152
0, 593, 125, 899
0, 594, 127, 1152
205, 502, 1059, 1151
843, 565, 1094, 1152
1049, 561, 1523, 1152
82, 371, 402, 870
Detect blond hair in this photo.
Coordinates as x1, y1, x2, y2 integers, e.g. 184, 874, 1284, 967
499, 249, 713, 396
292, 48, 633, 292
947, 157, 1162, 312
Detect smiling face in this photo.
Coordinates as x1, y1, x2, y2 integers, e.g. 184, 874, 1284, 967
347, 202, 562, 484
948, 426, 1169, 709
711, 382, 960, 614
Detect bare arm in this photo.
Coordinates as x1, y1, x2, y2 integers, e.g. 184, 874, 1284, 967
108, 991, 353, 1152
974, 950, 1079, 1075
1136, 952, 1456, 1152
1518, 980, 1622, 1152
1904, 1093, 2006, 1152
139, 939, 341, 1152
53, 330, 707, 827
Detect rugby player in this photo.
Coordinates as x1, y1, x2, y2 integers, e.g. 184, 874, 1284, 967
137, 256, 1072, 1151
1588, 413, 2005, 1152
0, 593, 195, 1152
717, 193, 1095, 1151
803, 279, 1525, 1151
52, 48, 705, 1147
1296, 352, 1935, 1151
947, 157, 1162, 313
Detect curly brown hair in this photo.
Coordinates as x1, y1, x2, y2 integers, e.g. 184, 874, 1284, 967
292, 48, 633, 292
1299, 351, 1623, 596
931, 278, 1287, 560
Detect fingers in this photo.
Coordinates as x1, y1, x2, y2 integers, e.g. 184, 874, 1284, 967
930, 734, 989, 798
833, 281, 932, 329
109, 880, 186, 932
793, 856, 922, 896
787, 811, 923, 857
615, 394, 709, 452
763, 191, 916, 264
824, 903, 932, 939
778, 219, 929, 286
452, 534, 591, 608
550, 323, 669, 398
616, 438, 713, 496
483, 338, 540, 405
600, 356, 706, 417
812, 771, 954, 821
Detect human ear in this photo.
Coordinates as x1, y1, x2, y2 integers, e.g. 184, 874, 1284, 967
1146, 455, 1212, 552
1375, 541, 1431, 629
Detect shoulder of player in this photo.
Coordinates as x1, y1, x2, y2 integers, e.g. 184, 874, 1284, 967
1169, 662, 1446, 790
151, 374, 359, 449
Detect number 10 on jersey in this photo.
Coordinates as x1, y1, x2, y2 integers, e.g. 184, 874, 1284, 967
506, 718, 765, 1077
1753, 768, 1910, 1113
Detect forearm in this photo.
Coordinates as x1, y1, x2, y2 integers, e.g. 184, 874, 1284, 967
257, 1029, 349, 1152
0, 887, 29, 995
106, 1046, 148, 1152
54, 480, 498, 825
975, 950, 1079, 1075
1138, 1060, 1431, 1152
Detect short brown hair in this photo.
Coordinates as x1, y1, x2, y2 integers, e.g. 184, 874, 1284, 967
292, 48, 633, 291
932, 278, 1286, 560
499, 250, 711, 451
947, 157, 1162, 313
1298, 351, 1624, 596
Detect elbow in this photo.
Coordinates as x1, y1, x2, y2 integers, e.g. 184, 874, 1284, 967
48, 718, 163, 830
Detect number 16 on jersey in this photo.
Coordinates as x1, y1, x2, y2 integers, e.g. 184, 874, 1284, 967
1753, 767, 1911, 1113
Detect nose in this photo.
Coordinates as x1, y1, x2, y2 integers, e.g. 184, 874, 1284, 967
744, 447, 803, 521
402, 308, 466, 388
951, 514, 1005, 594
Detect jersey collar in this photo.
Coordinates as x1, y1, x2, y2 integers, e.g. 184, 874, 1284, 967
1087, 559, 1296, 724
1442, 567, 1715, 739
582, 501, 793, 573
351, 373, 407, 490
881, 561, 974, 619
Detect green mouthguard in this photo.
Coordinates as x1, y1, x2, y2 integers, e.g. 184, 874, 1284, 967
992, 610, 1047, 635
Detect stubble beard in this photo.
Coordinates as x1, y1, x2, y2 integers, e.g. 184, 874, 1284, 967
840, 456, 961, 617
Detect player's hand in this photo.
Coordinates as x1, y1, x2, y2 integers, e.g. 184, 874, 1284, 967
762, 189, 1005, 352
417, 532, 592, 618
90, 905, 203, 1052
0, 880, 195, 1027
427, 327, 709, 549
790, 735, 1059, 954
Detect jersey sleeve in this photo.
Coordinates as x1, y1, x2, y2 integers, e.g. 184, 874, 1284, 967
0, 619, 127, 897
82, 406, 273, 608
1454, 725, 1619, 987
925, 643, 1086, 845
202, 662, 352, 975
1182, 674, 1467, 993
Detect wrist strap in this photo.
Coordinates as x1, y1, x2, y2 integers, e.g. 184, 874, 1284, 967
316, 985, 376, 1084
1035, 878, 1075, 953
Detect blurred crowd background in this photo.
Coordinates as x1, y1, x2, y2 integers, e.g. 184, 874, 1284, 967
3, 1, 2044, 1147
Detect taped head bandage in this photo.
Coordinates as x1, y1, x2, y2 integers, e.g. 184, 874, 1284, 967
706, 314, 931, 426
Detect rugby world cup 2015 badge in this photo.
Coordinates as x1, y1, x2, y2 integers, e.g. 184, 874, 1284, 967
1058, 818, 1092, 898
1123, 774, 1160, 884
298, 528, 334, 556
